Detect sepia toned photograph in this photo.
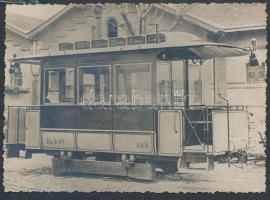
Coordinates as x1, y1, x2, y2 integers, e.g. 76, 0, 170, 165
3, 3, 266, 192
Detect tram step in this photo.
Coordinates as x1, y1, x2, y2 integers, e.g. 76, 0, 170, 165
52, 157, 156, 181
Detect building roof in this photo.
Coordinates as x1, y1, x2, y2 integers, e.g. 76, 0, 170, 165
163, 3, 266, 32
6, 12, 44, 38
5, 5, 73, 39
6, 12, 44, 33
5, 4, 266, 39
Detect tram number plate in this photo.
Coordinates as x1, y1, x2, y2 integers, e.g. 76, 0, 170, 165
114, 133, 153, 153
46, 138, 65, 145
42, 131, 75, 150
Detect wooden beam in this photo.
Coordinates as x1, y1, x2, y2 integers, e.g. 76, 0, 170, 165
52, 157, 156, 181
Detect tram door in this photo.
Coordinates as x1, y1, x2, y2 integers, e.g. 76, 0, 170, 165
158, 110, 182, 156
25, 110, 40, 148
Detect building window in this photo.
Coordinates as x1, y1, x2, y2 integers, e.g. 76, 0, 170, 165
107, 18, 118, 38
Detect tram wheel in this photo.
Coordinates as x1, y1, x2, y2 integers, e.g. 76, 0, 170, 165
71, 152, 86, 160
238, 151, 248, 163
95, 153, 120, 162
158, 161, 178, 174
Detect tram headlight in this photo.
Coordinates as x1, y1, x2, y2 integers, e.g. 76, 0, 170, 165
129, 155, 135, 162
67, 151, 72, 158
162, 53, 166, 60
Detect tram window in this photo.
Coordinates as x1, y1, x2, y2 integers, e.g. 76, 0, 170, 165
78, 66, 110, 104
171, 61, 202, 106
44, 68, 74, 104
189, 65, 202, 105
115, 63, 151, 105
172, 61, 184, 106
156, 61, 171, 105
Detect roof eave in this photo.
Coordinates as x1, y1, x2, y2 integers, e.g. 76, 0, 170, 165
6, 24, 30, 39
155, 4, 176, 15
222, 26, 266, 33
27, 5, 74, 39
183, 15, 224, 33
161, 4, 266, 34
10, 41, 249, 63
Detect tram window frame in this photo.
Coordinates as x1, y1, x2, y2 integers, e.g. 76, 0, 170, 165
156, 61, 172, 105
114, 63, 152, 105
43, 67, 75, 105
77, 65, 112, 105
172, 61, 185, 107
189, 64, 203, 106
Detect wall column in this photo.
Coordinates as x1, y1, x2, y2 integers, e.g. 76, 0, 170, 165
94, 5, 103, 39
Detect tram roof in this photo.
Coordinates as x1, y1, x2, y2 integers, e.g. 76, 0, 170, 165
11, 32, 249, 65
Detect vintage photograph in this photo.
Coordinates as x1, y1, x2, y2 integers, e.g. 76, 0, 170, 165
3, 3, 266, 192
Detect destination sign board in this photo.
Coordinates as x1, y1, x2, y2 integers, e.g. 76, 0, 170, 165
127, 36, 146, 45
109, 38, 127, 47
75, 41, 91, 49
59, 43, 74, 51
58, 33, 167, 52
92, 39, 108, 48
147, 34, 166, 44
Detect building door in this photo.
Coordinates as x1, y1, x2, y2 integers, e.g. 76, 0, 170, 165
158, 110, 182, 155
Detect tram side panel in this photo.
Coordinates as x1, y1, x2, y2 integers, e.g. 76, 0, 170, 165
112, 108, 156, 155
6, 106, 249, 160
39, 108, 183, 157
25, 110, 40, 149
6, 107, 27, 157
212, 110, 249, 155
6, 107, 26, 145
39, 106, 158, 155
40, 106, 112, 152
6, 106, 186, 158
158, 110, 182, 156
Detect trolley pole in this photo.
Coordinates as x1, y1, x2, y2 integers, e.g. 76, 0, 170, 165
184, 59, 190, 109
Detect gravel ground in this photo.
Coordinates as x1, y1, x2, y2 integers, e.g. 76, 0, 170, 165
4, 153, 265, 193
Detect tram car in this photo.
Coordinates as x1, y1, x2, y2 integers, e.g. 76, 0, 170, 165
6, 32, 250, 180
